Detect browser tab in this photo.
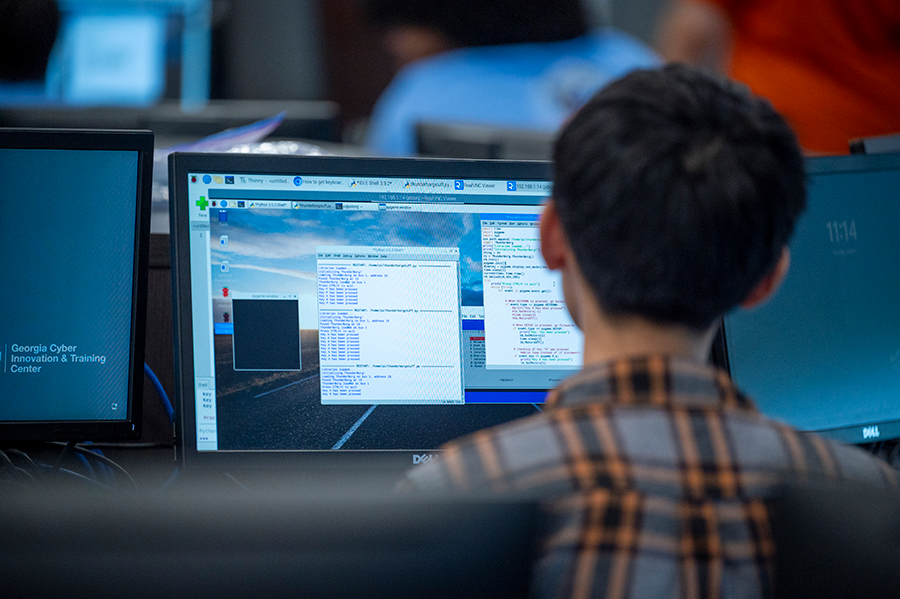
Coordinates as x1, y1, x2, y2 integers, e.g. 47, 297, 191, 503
247, 201, 291, 209
511, 181, 551, 192
403, 179, 454, 191
460, 181, 501, 190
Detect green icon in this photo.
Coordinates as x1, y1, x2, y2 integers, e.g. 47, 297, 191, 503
196, 196, 209, 210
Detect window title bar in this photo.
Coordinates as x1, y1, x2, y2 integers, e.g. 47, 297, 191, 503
189, 173, 551, 197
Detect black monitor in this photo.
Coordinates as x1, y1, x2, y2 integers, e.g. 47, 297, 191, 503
849, 132, 900, 155
0, 100, 341, 146
0, 0, 212, 107
169, 154, 579, 475
416, 121, 556, 160
771, 479, 900, 598
718, 152, 900, 443
0, 486, 540, 599
0, 128, 153, 442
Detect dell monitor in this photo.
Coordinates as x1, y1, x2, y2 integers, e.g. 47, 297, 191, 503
719, 152, 900, 443
169, 154, 580, 475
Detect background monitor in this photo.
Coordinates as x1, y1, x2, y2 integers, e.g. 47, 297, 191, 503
719, 152, 900, 443
1, 0, 212, 108
416, 121, 556, 161
169, 154, 576, 475
0, 100, 341, 151
0, 128, 153, 442
849, 132, 900, 155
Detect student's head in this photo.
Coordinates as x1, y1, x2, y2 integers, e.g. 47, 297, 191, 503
548, 64, 806, 332
364, 0, 588, 67
0, 0, 60, 82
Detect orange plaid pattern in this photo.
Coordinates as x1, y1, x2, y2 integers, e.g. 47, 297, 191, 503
406, 356, 898, 598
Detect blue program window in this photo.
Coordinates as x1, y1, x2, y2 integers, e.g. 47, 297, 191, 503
36, 0, 211, 106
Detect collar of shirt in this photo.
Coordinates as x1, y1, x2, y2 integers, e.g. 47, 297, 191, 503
543, 355, 759, 414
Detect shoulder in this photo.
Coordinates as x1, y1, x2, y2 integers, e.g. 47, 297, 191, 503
365, 59, 444, 156
404, 411, 568, 495
583, 28, 661, 68
817, 434, 900, 488
727, 410, 900, 489
365, 51, 499, 156
687, 0, 744, 16
463, 30, 661, 76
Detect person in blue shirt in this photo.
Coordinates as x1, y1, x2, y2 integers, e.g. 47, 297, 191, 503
363, 0, 659, 156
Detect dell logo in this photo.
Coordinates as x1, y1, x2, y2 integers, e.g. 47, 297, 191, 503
862, 426, 881, 440
413, 453, 438, 465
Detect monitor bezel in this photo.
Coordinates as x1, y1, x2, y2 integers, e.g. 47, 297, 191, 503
718, 151, 900, 444
0, 128, 152, 442
168, 152, 554, 472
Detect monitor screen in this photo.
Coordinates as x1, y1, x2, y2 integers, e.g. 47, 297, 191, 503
169, 154, 581, 471
721, 152, 900, 443
55, 10, 167, 105
0, 0, 211, 107
0, 128, 153, 441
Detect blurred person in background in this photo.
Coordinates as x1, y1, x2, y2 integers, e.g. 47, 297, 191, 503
0, 0, 60, 103
655, 0, 900, 154
363, 0, 658, 156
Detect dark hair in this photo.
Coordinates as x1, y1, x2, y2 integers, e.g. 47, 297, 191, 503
363, 0, 588, 47
552, 64, 807, 330
0, 0, 61, 82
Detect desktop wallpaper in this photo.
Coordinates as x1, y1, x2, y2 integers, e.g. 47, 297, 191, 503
206, 206, 537, 451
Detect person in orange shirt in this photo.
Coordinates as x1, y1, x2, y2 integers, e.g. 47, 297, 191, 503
656, 0, 900, 154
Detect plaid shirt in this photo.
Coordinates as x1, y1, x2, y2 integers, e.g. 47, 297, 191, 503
405, 355, 899, 599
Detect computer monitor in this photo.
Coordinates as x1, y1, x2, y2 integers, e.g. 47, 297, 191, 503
0, 128, 153, 442
1, 487, 540, 598
416, 121, 556, 160
169, 154, 581, 473
3, 0, 211, 107
849, 132, 900, 155
719, 152, 900, 443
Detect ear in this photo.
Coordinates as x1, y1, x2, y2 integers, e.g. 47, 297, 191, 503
741, 248, 790, 309
540, 199, 569, 271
